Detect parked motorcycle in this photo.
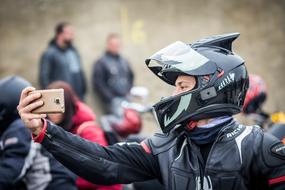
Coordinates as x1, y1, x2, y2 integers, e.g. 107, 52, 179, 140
100, 86, 153, 145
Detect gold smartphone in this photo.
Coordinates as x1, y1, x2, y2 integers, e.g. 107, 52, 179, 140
30, 89, 65, 114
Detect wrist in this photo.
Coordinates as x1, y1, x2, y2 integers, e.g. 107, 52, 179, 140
32, 126, 43, 136
32, 119, 47, 143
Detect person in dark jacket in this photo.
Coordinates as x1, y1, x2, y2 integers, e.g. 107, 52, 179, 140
0, 76, 77, 190
18, 33, 285, 190
92, 33, 134, 113
39, 22, 86, 100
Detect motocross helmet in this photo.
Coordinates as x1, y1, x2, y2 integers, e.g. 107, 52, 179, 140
145, 33, 249, 133
0, 76, 31, 126
243, 74, 267, 114
113, 108, 142, 138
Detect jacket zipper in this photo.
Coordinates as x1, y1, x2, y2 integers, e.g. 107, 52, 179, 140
186, 137, 206, 190
46, 131, 101, 161
202, 125, 231, 190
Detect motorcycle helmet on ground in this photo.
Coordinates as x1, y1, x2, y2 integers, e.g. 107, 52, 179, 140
0, 76, 31, 126
243, 74, 267, 114
145, 33, 249, 133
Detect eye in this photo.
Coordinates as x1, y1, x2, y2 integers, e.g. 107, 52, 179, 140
180, 85, 188, 91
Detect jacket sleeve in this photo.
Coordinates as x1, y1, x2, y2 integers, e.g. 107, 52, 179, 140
92, 60, 115, 101
39, 51, 52, 89
76, 51, 87, 96
254, 131, 285, 190
41, 121, 161, 185
0, 125, 32, 189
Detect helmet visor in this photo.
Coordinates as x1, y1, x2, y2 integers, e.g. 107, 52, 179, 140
145, 41, 217, 85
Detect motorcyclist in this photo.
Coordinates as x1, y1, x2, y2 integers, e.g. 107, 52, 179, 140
243, 74, 285, 143
18, 33, 285, 190
0, 76, 77, 190
242, 74, 269, 127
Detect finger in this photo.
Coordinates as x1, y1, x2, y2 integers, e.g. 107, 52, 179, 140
23, 113, 47, 120
20, 87, 36, 103
21, 100, 44, 113
20, 93, 42, 109
18, 87, 37, 110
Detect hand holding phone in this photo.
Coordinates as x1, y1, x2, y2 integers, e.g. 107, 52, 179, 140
17, 87, 46, 136
29, 89, 65, 114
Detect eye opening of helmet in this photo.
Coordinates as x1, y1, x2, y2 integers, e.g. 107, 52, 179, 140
173, 74, 198, 92
156, 75, 199, 107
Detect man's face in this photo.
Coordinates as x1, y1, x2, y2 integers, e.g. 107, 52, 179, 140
172, 75, 196, 96
107, 37, 121, 55
61, 25, 74, 43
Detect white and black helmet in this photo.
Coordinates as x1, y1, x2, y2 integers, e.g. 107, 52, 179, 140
145, 33, 249, 133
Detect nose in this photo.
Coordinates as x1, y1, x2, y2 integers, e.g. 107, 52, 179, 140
172, 88, 181, 96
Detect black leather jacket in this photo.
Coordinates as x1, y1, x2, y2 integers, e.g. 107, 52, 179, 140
40, 119, 285, 190
92, 51, 134, 103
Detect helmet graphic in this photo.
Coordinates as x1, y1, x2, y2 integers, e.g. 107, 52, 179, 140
145, 33, 249, 133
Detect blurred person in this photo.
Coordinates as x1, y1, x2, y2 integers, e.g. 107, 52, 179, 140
92, 33, 134, 113
0, 76, 77, 190
18, 33, 285, 189
39, 22, 87, 100
243, 74, 285, 143
46, 81, 122, 190
243, 74, 269, 127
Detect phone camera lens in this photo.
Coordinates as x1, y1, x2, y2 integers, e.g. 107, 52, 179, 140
55, 98, 60, 104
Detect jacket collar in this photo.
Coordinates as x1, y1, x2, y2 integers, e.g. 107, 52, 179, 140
216, 119, 245, 142
49, 38, 74, 51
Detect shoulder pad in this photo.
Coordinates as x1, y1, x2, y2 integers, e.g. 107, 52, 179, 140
262, 132, 285, 167
145, 130, 183, 155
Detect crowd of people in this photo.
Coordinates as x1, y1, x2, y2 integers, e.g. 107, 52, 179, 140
39, 22, 134, 109
1, 23, 285, 190
1, 22, 136, 190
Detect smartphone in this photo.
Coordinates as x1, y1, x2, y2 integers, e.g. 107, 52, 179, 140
29, 89, 65, 114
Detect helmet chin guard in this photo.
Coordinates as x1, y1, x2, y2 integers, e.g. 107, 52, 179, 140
146, 33, 249, 133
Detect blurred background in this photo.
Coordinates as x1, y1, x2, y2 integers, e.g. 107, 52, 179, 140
1, 0, 285, 134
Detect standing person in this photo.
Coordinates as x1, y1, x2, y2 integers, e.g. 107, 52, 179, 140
46, 81, 122, 190
0, 76, 77, 190
39, 22, 87, 100
18, 33, 285, 189
92, 33, 134, 113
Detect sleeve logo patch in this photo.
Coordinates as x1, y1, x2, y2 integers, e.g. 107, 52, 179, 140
271, 143, 285, 159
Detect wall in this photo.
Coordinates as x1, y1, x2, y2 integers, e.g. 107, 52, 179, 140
1, 0, 285, 133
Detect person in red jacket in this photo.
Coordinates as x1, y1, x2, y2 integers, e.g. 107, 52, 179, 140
47, 81, 122, 190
